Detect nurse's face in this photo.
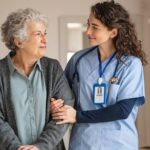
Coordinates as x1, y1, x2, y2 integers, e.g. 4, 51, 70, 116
86, 13, 117, 47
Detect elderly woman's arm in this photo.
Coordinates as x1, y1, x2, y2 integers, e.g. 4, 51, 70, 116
34, 59, 74, 150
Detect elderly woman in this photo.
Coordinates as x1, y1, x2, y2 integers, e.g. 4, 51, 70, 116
0, 8, 74, 150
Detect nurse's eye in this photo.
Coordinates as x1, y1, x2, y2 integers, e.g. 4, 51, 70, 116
92, 26, 98, 30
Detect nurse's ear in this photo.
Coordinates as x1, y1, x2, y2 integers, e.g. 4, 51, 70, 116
110, 28, 118, 39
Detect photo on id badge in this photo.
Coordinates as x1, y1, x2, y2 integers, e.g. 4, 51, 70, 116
93, 84, 106, 105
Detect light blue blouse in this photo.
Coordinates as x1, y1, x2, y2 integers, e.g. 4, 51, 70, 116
6, 55, 46, 144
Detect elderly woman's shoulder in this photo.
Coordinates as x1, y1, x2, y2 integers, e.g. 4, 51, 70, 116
0, 56, 7, 63
0, 57, 8, 69
0, 57, 9, 78
40, 57, 64, 73
40, 56, 61, 67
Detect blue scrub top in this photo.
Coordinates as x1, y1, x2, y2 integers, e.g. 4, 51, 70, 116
65, 47, 145, 150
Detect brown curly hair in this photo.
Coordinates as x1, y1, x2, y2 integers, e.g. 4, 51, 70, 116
91, 0, 147, 65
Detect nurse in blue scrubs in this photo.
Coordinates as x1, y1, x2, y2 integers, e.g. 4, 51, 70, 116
51, 1, 147, 150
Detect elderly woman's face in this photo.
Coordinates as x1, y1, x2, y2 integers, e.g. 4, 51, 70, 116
19, 21, 47, 59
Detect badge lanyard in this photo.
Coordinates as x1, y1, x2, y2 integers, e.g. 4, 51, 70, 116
93, 48, 117, 106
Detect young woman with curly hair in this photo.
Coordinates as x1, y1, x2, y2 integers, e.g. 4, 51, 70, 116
50, 1, 147, 150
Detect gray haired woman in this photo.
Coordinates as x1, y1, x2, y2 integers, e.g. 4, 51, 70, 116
0, 8, 74, 150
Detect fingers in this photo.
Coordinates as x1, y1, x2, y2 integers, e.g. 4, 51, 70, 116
50, 98, 64, 113
51, 98, 55, 102
56, 106, 67, 112
18, 145, 34, 150
56, 119, 69, 124
50, 99, 64, 107
52, 111, 66, 120
63, 105, 72, 109
52, 105, 76, 124
29, 146, 39, 150
18, 145, 39, 150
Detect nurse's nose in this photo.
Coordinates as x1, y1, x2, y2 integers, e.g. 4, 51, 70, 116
86, 26, 92, 36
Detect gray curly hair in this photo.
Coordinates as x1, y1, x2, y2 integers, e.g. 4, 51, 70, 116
1, 8, 48, 51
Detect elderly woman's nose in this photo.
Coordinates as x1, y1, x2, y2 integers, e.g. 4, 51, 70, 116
41, 34, 47, 43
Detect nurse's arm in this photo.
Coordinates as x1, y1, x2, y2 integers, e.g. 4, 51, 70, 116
76, 97, 141, 123
51, 97, 140, 124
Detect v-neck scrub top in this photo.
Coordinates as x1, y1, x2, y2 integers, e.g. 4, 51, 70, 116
65, 47, 145, 150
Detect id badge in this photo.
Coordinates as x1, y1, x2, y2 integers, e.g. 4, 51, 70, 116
93, 83, 106, 105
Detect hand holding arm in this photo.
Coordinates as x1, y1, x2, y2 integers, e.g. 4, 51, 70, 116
52, 105, 77, 124
50, 98, 64, 114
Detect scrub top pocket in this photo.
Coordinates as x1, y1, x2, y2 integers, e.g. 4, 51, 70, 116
107, 83, 120, 105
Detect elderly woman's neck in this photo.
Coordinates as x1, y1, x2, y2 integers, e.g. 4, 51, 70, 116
11, 52, 37, 76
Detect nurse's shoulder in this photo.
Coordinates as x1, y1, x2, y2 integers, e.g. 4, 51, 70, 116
65, 47, 94, 81
120, 55, 143, 77
70, 47, 94, 63
66, 46, 95, 70
122, 55, 142, 68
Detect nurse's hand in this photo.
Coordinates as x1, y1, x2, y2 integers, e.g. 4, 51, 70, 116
52, 105, 77, 124
50, 98, 64, 114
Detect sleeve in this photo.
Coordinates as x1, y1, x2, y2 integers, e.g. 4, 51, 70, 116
65, 55, 80, 109
117, 57, 145, 106
34, 60, 74, 150
76, 97, 138, 123
34, 121, 67, 150
0, 79, 22, 150
52, 60, 75, 106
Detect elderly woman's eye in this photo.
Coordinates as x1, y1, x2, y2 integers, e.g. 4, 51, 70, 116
36, 33, 41, 36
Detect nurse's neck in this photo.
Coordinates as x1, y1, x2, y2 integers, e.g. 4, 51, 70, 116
98, 45, 116, 62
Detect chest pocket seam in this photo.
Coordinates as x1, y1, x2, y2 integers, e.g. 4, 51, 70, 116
107, 83, 120, 105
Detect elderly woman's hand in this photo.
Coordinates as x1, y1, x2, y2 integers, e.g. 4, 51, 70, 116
50, 98, 64, 114
52, 105, 77, 124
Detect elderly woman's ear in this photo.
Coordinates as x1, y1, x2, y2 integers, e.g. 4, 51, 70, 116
14, 38, 23, 49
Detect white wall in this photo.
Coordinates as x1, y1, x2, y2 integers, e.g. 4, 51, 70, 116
68, 28, 83, 52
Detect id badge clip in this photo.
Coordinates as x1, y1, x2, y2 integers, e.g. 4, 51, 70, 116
93, 83, 106, 105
